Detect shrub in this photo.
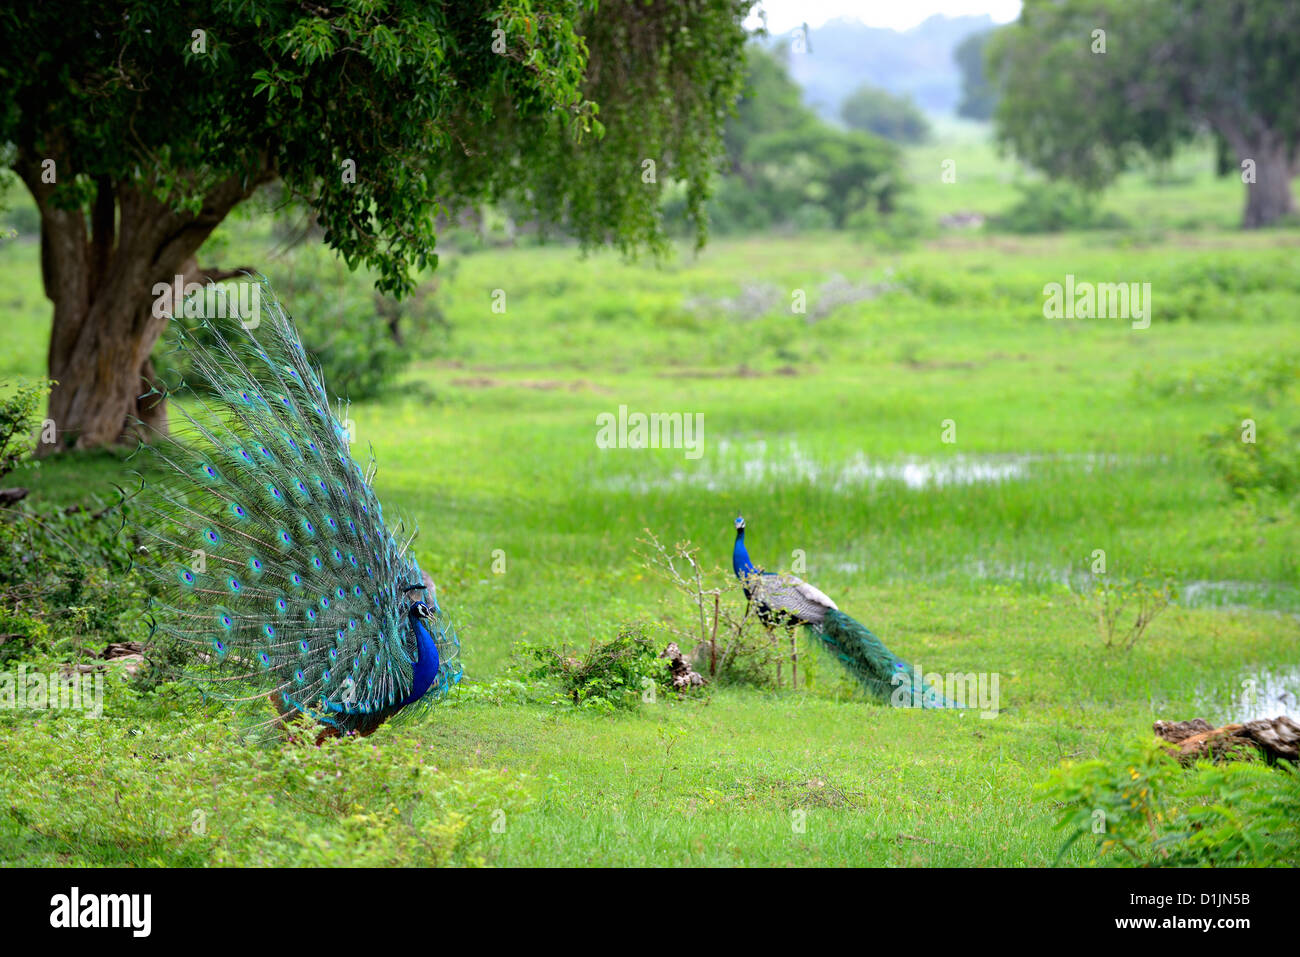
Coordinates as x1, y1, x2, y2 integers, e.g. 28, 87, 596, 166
0, 383, 146, 664
0, 380, 49, 478
1073, 574, 1176, 652
155, 247, 452, 404
0, 711, 532, 866
520, 625, 673, 713
1043, 739, 1300, 866
636, 529, 781, 689
1203, 412, 1300, 502
989, 182, 1128, 234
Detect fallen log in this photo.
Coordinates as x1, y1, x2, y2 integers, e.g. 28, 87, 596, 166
0, 487, 29, 506
1154, 716, 1299, 765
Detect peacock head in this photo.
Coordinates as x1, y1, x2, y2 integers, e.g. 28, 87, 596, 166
734, 514, 746, 533
403, 583, 431, 620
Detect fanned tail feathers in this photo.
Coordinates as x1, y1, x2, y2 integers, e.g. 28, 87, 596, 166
811, 608, 962, 709
131, 280, 461, 733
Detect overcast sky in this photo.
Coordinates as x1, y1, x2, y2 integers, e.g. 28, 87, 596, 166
746, 1, 1022, 33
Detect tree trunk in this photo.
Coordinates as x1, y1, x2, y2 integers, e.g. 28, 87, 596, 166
1243, 144, 1297, 229
17, 154, 272, 454
1218, 124, 1298, 229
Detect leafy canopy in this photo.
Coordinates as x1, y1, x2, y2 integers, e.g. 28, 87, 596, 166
987, 0, 1300, 191
0, 0, 753, 295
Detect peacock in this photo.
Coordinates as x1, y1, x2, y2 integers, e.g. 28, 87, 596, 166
130, 281, 462, 736
732, 514, 958, 708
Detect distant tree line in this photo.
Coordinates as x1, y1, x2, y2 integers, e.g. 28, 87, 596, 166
673, 46, 903, 233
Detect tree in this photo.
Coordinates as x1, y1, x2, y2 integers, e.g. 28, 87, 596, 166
953, 29, 997, 121
0, 0, 751, 452
988, 0, 1300, 228
705, 46, 900, 231
839, 85, 930, 144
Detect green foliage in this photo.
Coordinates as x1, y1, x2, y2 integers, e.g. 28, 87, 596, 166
520, 627, 672, 713
1195, 352, 1300, 507
1043, 740, 1300, 866
840, 85, 931, 144
0, 711, 532, 866
954, 28, 998, 121
1203, 413, 1300, 501
690, 45, 903, 233
0, 0, 750, 296
989, 182, 1128, 233
155, 253, 442, 402
0, 379, 49, 479
0, 496, 145, 665
0, 392, 144, 664
988, 0, 1300, 226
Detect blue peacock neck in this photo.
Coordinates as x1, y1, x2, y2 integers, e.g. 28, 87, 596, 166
733, 528, 757, 579
401, 609, 442, 706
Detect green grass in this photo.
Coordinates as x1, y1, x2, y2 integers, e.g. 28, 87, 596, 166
1, 130, 1298, 866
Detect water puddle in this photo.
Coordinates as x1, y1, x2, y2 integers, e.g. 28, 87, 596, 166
1190, 665, 1300, 724
1179, 580, 1300, 611
599, 440, 1113, 493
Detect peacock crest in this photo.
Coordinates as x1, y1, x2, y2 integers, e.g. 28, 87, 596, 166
130, 279, 461, 735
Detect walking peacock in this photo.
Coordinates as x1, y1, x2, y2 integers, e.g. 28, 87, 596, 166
131, 281, 462, 736
732, 515, 958, 708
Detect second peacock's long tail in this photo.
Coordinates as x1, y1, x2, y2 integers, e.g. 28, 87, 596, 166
811, 608, 962, 708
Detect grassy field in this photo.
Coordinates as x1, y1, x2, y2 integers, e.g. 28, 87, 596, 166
1, 132, 1298, 866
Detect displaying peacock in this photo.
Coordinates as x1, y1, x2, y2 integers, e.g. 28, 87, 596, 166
732, 515, 958, 708
130, 281, 461, 736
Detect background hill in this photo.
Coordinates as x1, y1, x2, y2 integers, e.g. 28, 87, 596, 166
773, 14, 997, 117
